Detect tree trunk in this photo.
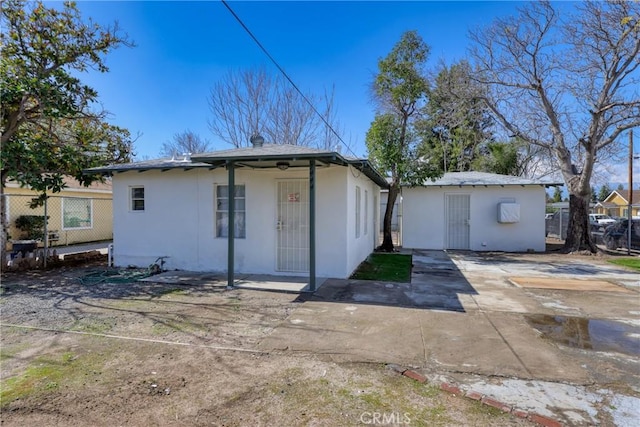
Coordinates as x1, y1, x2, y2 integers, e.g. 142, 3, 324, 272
564, 194, 597, 253
380, 184, 399, 252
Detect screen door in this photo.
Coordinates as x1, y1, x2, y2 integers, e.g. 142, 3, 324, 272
276, 180, 309, 272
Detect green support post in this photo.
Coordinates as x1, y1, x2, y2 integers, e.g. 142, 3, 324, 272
309, 159, 316, 292
227, 160, 235, 289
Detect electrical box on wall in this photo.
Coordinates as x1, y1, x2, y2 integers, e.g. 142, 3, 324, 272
498, 203, 520, 223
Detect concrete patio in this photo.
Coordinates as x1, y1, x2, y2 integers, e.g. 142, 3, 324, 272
134, 249, 640, 425
139, 271, 328, 293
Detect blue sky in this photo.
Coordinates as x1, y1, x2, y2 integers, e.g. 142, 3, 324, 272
75, 1, 637, 187
77, 0, 524, 158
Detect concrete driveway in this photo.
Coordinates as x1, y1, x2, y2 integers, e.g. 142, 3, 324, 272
258, 250, 640, 426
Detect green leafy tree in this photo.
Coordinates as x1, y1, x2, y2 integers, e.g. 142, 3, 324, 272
367, 30, 441, 251
473, 141, 522, 176
418, 61, 494, 173
1, 0, 134, 262
597, 184, 612, 201
552, 186, 563, 203
470, 1, 640, 253
419, 60, 548, 178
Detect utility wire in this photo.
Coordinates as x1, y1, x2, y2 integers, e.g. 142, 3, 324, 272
220, 0, 360, 159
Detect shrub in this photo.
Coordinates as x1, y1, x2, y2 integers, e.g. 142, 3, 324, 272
15, 215, 47, 240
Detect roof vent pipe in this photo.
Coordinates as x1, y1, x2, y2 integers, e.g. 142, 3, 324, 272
250, 134, 264, 148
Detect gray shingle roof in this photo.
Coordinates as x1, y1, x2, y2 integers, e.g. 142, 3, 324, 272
85, 144, 389, 188
85, 157, 212, 173
194, 144, 335, 159
408, 171, 562, 187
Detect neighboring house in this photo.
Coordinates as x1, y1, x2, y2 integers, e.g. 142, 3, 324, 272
88, 143, 387, 289
594, 190, 640, 218
4, 177, 113, 247
401, 172, 561, 252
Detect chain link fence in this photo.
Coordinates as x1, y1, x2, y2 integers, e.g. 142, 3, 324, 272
3, 194, 112, 258
545, 207, 569, 240
545, 207, 609, 245
379, 199, 402, 247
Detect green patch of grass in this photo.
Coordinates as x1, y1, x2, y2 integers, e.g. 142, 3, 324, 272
227, 297, 242, 312
350, 253, 412, 282
69, 318, 116, 334
608, 258, 640, 271
357, 390, 386, 408
158, 287, 188, 296
468, 399, 509, 417
0, 341, 32, 362
262, 368, 454, 426
150, 315, 207, 335
0, 349, 104, 406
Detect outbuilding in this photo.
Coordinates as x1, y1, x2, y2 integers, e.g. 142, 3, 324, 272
401, 172, 559, 252
88, 143, 387, 289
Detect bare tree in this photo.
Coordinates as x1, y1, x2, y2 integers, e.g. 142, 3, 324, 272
319, 85, 344, 150
470, 0, 640, 252
208, 66, 342, 147
159, 130, 211, 157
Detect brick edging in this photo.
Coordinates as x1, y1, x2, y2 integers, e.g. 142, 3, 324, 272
387, 365, 564, 427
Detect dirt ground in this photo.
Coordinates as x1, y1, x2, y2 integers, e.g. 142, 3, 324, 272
0, 264, 529, 426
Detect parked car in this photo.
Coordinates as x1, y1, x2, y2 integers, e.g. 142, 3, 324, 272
602, 219, 640, 250
589, 214, 616, 231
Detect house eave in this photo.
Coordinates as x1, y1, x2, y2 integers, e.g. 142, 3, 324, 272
402, 183, 562, 188
192, 152, 389, 189
85, 151, 388, 189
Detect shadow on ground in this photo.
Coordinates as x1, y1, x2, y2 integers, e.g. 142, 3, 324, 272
296, 249, 478, 312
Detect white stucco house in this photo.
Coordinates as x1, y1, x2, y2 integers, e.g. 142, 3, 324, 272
87, 142, 387, 290
401, 172, 560, 252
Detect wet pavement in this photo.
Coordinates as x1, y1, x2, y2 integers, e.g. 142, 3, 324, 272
525, 314, 640, 357
258, 249, 640, 426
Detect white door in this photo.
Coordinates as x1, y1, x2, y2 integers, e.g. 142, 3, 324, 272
445, 194, 470, 250
276, 180, 309, 272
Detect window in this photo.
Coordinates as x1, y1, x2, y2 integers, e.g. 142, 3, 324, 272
364, 190, 368, 235
355, 186, 361, 238
131, 187, 145, 211
216, 184, 246, 238
62, 198, 92, 229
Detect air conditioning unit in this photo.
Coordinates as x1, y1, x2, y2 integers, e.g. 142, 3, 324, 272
498, 203, 520, 223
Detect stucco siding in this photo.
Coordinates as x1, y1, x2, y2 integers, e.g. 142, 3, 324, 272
112, 166, 376, 278
112, 170, 202, 270
402, 186, 545, 252
346, 166, 379, 276
315, 166, 350, 278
